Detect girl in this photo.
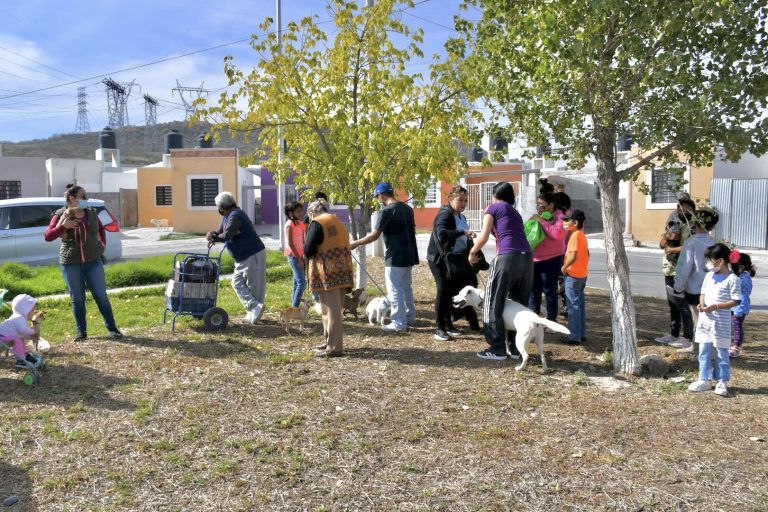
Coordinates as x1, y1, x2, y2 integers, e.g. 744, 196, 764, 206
729, 250, 755, 358
0, 294, 40, 367
284, 201, 307, 308
688, 243, 742, 397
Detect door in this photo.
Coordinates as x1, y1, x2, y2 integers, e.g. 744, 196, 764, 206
0, 206, 14, 263
12, 205, 61, 264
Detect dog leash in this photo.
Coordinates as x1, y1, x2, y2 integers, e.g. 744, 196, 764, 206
350, 251, 388, 298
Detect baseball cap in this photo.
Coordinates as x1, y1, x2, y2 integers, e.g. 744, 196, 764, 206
373, 182, 394, 196
563, 209, 586, 222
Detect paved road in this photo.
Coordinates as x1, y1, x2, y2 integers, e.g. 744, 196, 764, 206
119, 228, 767, 311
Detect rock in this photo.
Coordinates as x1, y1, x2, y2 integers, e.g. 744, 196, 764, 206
639, 354, 670, 377
3, 496, 19, 507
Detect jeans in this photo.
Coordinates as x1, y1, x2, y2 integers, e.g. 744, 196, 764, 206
384, 266, 416, 330
529, 255, 563, 321
698, 342, 730, 382
564, 276, 587, 341
232, 250, 267, 318
61, 258, 117, 335
287, 256, 307, 308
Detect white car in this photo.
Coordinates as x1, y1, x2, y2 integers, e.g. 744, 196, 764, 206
0, 197, 122, 265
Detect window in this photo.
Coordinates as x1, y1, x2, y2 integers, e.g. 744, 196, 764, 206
0, 181, 21, 200
186, 174, 222, 210
14, 205, 58, 229
155, 185, 172, 206
650, 169, 678, 204
425, 182, 440, 207
0, 208, 10, 230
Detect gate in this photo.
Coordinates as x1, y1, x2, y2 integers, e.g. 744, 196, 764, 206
709, 178, 768, 249
465, 181, 522, 232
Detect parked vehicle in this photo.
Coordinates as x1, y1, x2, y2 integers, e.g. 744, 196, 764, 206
0, 197, 122, 265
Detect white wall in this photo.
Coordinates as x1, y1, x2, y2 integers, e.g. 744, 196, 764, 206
47, 158, 103, 194
102, 169, 137, 192
713, 150, 768, 179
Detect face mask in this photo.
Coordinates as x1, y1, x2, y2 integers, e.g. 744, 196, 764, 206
568, 224, 578, 232
378, 201, 385, 209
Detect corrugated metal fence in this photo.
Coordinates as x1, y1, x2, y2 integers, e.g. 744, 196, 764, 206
710, 178, 768, 249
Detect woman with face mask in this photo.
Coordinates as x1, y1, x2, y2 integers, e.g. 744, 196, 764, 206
44, 184, 122, 342
527, 192, 568, 322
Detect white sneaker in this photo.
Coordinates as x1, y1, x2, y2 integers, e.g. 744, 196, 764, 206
243, 312, 257, 324
668, 337, 691, 349
654, 334, 676, 344
688, 379, 712, 392
382, 323, 407, 333
714, 380, 729, 397
251, 303, 265, 321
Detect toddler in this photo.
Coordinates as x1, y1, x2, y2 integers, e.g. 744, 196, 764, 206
0, 294, 40, 368
687, 244, 741, 397
729, 250, 755, 358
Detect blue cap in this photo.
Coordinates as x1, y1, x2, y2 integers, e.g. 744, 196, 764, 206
374, 182, 394, 196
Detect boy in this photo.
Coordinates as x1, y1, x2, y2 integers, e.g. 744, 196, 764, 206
560, 210, 588, 345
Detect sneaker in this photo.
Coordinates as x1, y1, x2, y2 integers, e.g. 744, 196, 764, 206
108, 329, 123, 339
676, 345, 696, 355
668, 337, 691, 349
476, 348, 508, 361
446, 326, 464, 337
714, 380, 729, 397
251, 303, 265, 322
654, 334, 676, 344
434, 330, 453, 341
314, 349, 343, 358
243, 312, 257, 324
382, 323, 407, 333
407, 320, 417, 328
73, 332, 87, 342
506, 351, 521, 361
688, 379, 712, 392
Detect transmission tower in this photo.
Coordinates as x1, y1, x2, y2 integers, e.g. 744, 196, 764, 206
172, 80, 209, 120
74, 86, 90, 133
143, 94, 159, 150
103, 78, 138, 129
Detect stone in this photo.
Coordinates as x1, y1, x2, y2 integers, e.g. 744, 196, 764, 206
639, 354, 670, 377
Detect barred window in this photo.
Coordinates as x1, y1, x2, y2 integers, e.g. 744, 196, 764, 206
0, 181, 21, 200
650, 169, 678, 204
155, 186, 172, 206
190, 179, 218, 207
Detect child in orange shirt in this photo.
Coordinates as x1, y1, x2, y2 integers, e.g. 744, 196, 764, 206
561, 210, 589, 345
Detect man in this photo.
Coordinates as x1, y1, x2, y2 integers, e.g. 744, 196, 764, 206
304, 199, 354, 357
350, 182, 419, 333
207, 191, 266, 324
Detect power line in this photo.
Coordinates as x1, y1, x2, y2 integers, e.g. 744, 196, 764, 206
0, 44, 80, 80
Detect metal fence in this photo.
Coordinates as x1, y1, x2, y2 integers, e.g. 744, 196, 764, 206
464, 181, 524, 232
710, 178, 768, 249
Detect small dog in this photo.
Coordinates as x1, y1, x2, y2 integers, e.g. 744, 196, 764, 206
279, 299, 312, 334
58, 207, 85, 240
150, 218, 169, 231
365, 297, 391, 326
452, 286, 570, 371
343, 288, 366, 321
30, 310, 49, 352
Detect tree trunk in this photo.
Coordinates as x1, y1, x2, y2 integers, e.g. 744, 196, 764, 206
595, 141, 641, 375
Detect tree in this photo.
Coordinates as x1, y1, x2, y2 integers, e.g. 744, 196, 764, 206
452, 0, 768, 373
195, 0, 472, 287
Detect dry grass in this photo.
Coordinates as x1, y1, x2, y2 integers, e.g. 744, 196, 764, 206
1, 260, 767, 511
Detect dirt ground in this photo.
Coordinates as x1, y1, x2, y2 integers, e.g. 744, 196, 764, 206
1, 261, 767, 511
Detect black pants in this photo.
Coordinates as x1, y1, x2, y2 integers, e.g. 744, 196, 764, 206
428, 260, 479, 331
483, 252, 534, 354
664, 275, 693, 338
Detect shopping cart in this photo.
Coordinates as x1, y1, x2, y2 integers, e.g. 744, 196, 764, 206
163, 247, 228, 332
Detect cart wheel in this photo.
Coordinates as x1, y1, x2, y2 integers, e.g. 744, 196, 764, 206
33, 369, 40, 385
203, 307, 228, 331
23, 372, 35, 386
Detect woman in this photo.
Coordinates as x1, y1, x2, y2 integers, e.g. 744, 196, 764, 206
528, 192, 567, 321
469, 182, 532, 360
426, 185, 480, 341
284, 201, 307, 308
304, 199, 354, 357
44, 184, 122, 341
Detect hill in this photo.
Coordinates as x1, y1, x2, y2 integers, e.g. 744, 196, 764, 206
0, 121, 263, 167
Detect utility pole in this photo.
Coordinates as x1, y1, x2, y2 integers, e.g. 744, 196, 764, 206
74, 86, 90, 133
277, 0, 286, 252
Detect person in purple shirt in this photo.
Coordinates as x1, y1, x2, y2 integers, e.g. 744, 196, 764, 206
469, 182, 533, 361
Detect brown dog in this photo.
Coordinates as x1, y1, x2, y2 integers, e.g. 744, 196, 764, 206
279, 299, 312, 334
30, 310, 44, 352
342, 288, 366, 321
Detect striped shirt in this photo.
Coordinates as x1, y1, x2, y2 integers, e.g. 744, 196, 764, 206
694, 271, 742, 348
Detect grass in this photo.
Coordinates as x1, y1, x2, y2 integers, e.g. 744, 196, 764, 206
1, 258, 767, 510
157, 232, 205, 241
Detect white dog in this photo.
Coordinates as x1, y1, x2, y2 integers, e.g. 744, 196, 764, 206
452, 285, 570, 371
150, 218, 169, 231
365, 297, 391, 326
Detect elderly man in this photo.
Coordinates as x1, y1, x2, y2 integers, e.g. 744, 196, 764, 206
304, 199, 354, 357
207, 191, 266, 324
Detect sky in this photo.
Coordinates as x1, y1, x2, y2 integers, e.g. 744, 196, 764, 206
0, 0, 465, 143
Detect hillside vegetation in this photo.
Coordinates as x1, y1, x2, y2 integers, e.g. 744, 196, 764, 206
0, 121, 263, 167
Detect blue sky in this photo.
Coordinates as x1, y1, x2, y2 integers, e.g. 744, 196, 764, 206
0, 1, 464, 143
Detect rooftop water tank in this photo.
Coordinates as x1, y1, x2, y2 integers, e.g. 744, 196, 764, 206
471, 147, 484, 162
617, 133, 634, 152
197, 132, 213, 148
99, 127, 117, 149
164, 130, 183, 154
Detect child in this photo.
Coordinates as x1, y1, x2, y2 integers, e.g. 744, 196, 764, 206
0, 294, 40, 368
560, 209, 588, 345
283, 201, 307, 308
688, 243, 741, 397
729, 250, 755, 358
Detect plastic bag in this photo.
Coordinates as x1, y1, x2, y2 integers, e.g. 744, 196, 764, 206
524, 211, 552, 250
